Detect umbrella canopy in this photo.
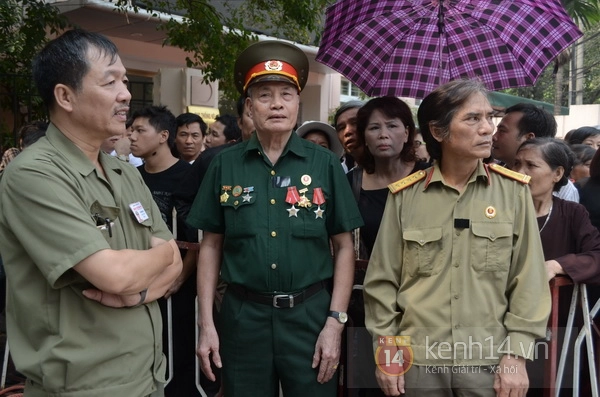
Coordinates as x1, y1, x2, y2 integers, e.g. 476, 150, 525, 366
316, 0, 583, 99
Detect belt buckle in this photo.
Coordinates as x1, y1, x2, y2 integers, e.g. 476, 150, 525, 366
273, 294, 294, 308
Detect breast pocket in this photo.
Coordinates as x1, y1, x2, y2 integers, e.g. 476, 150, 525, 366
470, 222, 513, 272
90, 200, 121, 241
221, 196, 257, 238
403, 227, 443, 277
290, 206, 327, 239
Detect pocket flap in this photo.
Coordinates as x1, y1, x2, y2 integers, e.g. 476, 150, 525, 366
471, 222, 512, 241
403, 227, 443, 246
221, 196, 255, 210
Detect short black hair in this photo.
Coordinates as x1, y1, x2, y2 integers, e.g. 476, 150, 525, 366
504, 103, 557, 138
564, 126, 600, 145
19, 121, 48, 148
32, 29, 119, 112
176, 113, 207, 135
570, 144, 596, 166
130, 105, 177, 148
215, 114, 242, 142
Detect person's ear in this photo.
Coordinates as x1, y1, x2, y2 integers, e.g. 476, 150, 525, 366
553, 166, 564, 183
429, 123, 444, 143
54, 84, 75, 112
524, 132, 536, 141
245, 97, 254, 119
159, 130, 169, 144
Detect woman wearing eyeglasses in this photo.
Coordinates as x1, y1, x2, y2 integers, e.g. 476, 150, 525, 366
413, 129, 431, 165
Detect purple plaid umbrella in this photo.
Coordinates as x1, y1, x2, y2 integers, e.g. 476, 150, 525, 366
316, 0, 583, 99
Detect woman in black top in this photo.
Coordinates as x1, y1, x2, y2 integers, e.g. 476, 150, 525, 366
345, 96, 427, 397
347, 96, 428, 259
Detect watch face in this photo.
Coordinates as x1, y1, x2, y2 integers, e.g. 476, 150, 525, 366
338, 312, 348, 324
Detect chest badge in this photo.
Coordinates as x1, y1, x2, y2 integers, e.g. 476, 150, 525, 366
301, 174, 312, 186
297, 188, 312, 208
485, 206, 497, 219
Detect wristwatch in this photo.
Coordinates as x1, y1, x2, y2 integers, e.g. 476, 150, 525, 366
328, 310, 348, 324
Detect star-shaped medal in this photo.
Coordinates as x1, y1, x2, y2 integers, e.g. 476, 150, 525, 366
287, 205, 299, 217
242, 193, 252, 202
314, 205, 324, 219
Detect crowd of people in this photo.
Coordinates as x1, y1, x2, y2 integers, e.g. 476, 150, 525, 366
0, 28, 600, 397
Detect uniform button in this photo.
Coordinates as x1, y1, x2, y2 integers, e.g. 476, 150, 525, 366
234, 200, 239, 205
490, 233, 496, 239
454, 294, 459, 299
271, 263, 277, 269
271, 170, 276, 176
270, 199, 276, 205
453, 263, 459, 267
419, 239, 425, 244
455, 230, 460, 236
454, 324, 460, 329
271, 231, 277, 237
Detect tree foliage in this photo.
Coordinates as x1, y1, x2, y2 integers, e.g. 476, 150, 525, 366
115, 0, 335, 103
502, 0, 600, 109
0, 0, 69, 144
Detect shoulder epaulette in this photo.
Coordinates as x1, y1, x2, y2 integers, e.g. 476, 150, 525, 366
487, 163, 530, 184
388, 170, 427, 194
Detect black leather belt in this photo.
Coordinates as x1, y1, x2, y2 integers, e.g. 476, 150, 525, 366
227, 280, 330, 308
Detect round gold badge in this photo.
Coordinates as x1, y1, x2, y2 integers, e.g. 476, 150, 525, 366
485, 206, 496, 219
232, 185, 243, 197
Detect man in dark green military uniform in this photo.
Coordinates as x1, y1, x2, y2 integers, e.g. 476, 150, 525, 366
188, 40, 363, 397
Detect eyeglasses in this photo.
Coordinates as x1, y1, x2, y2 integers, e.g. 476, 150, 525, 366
414, 140, 426, 147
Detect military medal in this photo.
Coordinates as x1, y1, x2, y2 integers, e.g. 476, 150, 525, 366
286, 186, 300, 217
242, 186, 254, 202
297, 188, 312, 208
312, 187, 325, 219
301, 174, 312, 186
485, 206, 496, 219
220, 185, 232, 203
232, 185, 243, 197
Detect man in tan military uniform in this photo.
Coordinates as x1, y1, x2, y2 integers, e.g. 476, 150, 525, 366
363, 80, 550, 397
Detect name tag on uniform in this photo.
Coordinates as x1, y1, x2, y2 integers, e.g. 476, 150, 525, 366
129, 202, 149, 223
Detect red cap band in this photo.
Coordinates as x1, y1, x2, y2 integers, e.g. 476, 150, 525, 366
244, 60, 300, 92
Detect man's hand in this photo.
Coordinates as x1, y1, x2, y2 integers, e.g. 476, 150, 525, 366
493, 355, 528, 397
164, 250, 196, 298
197, 324, 222, 382
375, 367, 405, 397
82, 289, 143, 308
312, 317, 344, 383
